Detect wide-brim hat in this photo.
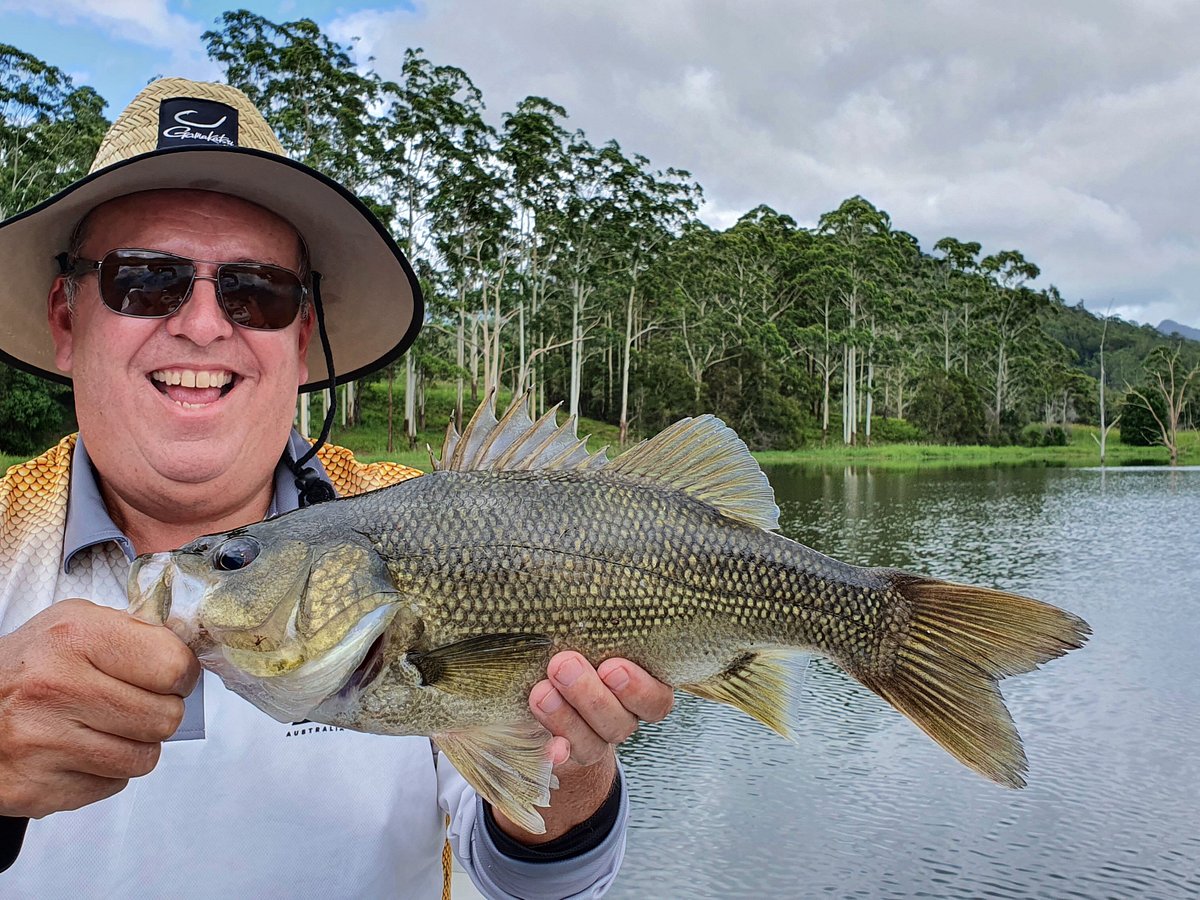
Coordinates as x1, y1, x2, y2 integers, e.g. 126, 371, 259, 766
0, 77, 422, 391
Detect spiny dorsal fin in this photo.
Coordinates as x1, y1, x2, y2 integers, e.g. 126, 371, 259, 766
608, 415, 779, 530
433, 392, 610, 472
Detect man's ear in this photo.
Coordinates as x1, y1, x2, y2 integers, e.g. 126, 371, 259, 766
47, 276, 75, 374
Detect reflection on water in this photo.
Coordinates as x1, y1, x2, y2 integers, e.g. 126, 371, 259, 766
612, 465, 1200, 899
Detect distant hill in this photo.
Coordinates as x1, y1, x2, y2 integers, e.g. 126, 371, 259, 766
1156, 319, 1200, 342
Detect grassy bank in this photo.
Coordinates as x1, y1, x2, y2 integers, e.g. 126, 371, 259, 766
6, 389, 1197, 476
320, 383, 1200, 471
754, 426, 1200, 469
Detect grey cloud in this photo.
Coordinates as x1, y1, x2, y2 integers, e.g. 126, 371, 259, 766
331, 0, 1200, 325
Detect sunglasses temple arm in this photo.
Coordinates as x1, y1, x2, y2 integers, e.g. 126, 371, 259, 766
292, 272, 338, 507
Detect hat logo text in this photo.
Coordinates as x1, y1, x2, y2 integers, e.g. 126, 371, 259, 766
162, 109, 236, 147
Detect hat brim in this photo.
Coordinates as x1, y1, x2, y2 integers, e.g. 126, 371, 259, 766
0, 146, 423, 391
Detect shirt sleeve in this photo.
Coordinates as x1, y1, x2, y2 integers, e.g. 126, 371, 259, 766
437, 750, 629, 900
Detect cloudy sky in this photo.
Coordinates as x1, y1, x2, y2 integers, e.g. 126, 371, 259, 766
3, 0, 1198, 327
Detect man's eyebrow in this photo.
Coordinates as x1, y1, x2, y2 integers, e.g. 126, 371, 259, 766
232, 256, 292, 268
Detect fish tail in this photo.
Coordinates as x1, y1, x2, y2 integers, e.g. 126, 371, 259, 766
856, 575, 1090, 788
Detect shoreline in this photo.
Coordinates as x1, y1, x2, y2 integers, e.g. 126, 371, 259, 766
7, 431, 1195, 477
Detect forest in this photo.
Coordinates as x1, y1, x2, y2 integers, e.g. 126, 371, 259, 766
2, 10, 1197, 462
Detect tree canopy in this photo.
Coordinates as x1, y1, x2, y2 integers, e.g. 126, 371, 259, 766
1, 14, 1196, 457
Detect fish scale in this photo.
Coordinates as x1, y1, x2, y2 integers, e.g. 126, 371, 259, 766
128, 395, 1090, 834
369, 470, 898, 671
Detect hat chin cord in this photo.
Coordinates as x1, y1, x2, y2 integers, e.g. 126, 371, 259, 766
289, 271, 338, 507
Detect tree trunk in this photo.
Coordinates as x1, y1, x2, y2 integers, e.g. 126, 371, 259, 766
619, 283, 636, 448
865, 360, 874, 447
405, 354, 417, 449
387, 366, 395, 455
456, 309, 465, 426
298, 393, 310, 440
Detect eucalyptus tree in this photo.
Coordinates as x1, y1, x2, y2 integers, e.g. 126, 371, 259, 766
0, 45, 106, 447
977, 249, 1043, 436
428, 124, 509, 409
204, 12, 389, 203
537, 135, 635, 418
0, 43, 108, 219
809, 196, 906, 445
497, 96, 574, 414
711, 206, 811, 443
862, 228, 923, 442
381, 50, 491, 438
658, 222, 740, 407
930, 237, 984, 375
596, 147, 700, 445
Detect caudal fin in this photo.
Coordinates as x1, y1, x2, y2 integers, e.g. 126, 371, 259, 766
858, 576, 1090, 788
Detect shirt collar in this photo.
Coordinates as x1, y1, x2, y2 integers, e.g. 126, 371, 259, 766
62, 430, 334, 574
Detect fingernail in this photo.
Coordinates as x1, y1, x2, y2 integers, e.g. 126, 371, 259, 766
554, 656, 584, 686
602, 666, 629, 691
539, 689, 564, 714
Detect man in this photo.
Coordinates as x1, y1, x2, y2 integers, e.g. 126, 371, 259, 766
0, 78, 673, 897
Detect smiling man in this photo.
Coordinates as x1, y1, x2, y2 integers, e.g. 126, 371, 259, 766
0, 78, 672, 898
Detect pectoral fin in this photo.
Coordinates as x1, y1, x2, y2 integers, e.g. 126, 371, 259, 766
407, 633, 553, 699
680, 649, 793, 738
435, 722, 559, 834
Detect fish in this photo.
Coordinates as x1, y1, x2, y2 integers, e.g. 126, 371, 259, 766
127, 394, 1090, 833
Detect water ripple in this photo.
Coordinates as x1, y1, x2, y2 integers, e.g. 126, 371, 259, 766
610, 465, 1198, 899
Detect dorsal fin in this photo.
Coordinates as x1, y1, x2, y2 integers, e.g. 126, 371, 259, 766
432, 392, 610, 472
608, 415, 779, 530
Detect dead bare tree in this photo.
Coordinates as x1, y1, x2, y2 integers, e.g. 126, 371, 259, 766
1091, 309, 1119, 464
1125, 344, 1200, 466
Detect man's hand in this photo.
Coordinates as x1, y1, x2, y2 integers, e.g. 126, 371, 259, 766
0, 599, 200, 818
494, 652, 675, 843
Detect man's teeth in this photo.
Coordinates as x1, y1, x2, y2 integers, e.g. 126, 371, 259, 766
151, 369, 234, 389
150, 369, 235, 407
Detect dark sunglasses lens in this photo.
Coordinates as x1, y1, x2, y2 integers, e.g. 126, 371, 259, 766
99, 252, 192, 317
218, 266, 303, 330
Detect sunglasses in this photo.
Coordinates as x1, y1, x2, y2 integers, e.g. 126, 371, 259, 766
58, 248, 307, 330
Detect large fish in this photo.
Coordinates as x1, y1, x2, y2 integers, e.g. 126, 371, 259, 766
128, 396, 1089, 832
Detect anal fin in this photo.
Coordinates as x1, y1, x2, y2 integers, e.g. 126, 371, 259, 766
435, 722, 559, 835
680, 649, 793, 738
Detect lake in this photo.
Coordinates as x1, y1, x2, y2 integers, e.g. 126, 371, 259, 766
610, 464, 1200, 899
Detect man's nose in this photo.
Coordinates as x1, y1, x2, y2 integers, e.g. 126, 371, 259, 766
164, 274, 233, 345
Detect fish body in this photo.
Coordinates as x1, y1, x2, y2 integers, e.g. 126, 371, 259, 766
129, 397, 1089, 832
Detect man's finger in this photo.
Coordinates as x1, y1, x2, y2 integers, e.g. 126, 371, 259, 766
74, 676, 186, 743
84, 613, 201, 696
529, 680, 612, 768
596, 658, 675, 723
546, 652, 640, 746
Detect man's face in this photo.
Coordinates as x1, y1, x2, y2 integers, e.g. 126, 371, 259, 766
48, 189, 313, 502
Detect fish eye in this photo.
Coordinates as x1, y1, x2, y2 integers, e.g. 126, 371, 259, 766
213, 536, 262, 571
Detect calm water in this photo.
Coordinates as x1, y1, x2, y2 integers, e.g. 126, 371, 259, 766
612, 465, 1200, 899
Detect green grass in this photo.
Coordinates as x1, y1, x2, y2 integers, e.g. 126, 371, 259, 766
7, 388, 1197, 477
753, 428, 1200, 469
322, 388, 1200, 472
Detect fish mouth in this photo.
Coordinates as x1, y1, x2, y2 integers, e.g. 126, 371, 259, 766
340, 631, 388, 697
220, 603, 398, 724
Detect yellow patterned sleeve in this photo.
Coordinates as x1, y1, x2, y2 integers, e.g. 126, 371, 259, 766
1, 435, 76, 546
315, 443, 424, 498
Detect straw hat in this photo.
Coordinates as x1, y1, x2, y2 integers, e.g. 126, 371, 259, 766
0, 78, 423, 390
